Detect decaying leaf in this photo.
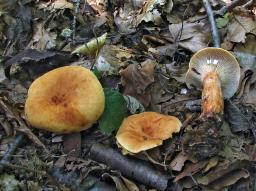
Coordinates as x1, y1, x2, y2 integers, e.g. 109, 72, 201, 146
28, 21, 57, 50
123, 95, 145, 114
197, 160, 251, 189
120, 59, 156, 107
168, 21, 210, 52
174, 160, 208, 182
227, 10, 256, 43
225, 100, 251, 132
170, 152, 189, 171
95, 45, 133, 75
135, 0, 166, 26
4, 49, 74, 79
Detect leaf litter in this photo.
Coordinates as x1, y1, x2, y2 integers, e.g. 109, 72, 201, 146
0, 0, 256, 191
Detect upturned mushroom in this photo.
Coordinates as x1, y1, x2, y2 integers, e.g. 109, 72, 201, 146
185, 47, 240, 118
116, 112, 181, 153
25, 66, 105, 133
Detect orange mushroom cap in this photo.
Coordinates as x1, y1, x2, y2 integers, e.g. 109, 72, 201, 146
25, 66, 105, 133
116, 112, 181, 153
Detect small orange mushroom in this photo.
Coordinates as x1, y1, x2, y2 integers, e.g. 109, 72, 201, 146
185, 48, 240, 118
25, 66, 105, 133
116, 112, 181, 153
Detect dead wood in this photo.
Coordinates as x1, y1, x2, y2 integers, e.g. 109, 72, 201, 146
89, 143, 170, 191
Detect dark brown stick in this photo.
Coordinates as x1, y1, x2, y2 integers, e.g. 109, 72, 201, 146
202, 0, 220, 47
89, 143, 170, 191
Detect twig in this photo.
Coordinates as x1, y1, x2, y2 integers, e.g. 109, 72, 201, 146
0, 134, 24, 173
202, 0, 220, 47
89, 143, 170, 191
72, 0, 81, 44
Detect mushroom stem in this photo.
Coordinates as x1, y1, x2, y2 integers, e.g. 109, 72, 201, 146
201, 71, 224, 118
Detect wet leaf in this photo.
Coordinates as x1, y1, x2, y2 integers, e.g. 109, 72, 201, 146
99, 89, 128, 134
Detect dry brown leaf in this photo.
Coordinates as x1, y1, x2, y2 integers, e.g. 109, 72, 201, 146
51, 0, 74, 10
174, 160, 208, 182
245, 144, 256, 162
170, 152, 189, 171
206, 169, 250, 190
120, 59, 156, 107
227, 11, 256, 43
27, 21, 57, 50
168, 21, 210, 52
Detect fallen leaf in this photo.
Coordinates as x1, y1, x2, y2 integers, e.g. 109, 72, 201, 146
4, 49, 74, 79
225, 100, 251, 132
95, 45, 132, 75
170, 152, 189, 171
50, 0, 74, 10
204, 169, 250, 190
99, 89, 128, 134
27, 21, 57, 50
245, 144, 256, 162
227, 11, 256, 43
72, 33, 107, 56
123, 95, 145, 114
120, 59, 156, 107
174, 160, 208, 182
168, 21, 210, 52
63, 132, 81, 157
203, 156, 219, 173
135, 0, 166, 26
197, 160, 250, 186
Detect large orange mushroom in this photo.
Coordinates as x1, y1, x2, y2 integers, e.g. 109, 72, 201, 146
25, 66, 105, 133
116, 112, 181, 153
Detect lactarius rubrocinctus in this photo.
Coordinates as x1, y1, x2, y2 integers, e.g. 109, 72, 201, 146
116, 112, 181, 153
25, 66, 105, 133
185, 48, 240, 119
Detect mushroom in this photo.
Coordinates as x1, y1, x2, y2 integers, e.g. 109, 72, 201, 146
25, 66, 105, 133
185, 47, 240, 118
116, 112, 181, 153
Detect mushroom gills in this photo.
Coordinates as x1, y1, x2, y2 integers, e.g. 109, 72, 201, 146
201, 71, 224, 118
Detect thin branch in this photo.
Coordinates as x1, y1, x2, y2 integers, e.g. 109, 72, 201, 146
202, 0, 220, 47
72, 0, 81, 44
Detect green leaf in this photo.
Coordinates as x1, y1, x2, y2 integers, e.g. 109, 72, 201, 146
216, 13, 231, 29
92, 67, 102, 79
99, 89, 128, 134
